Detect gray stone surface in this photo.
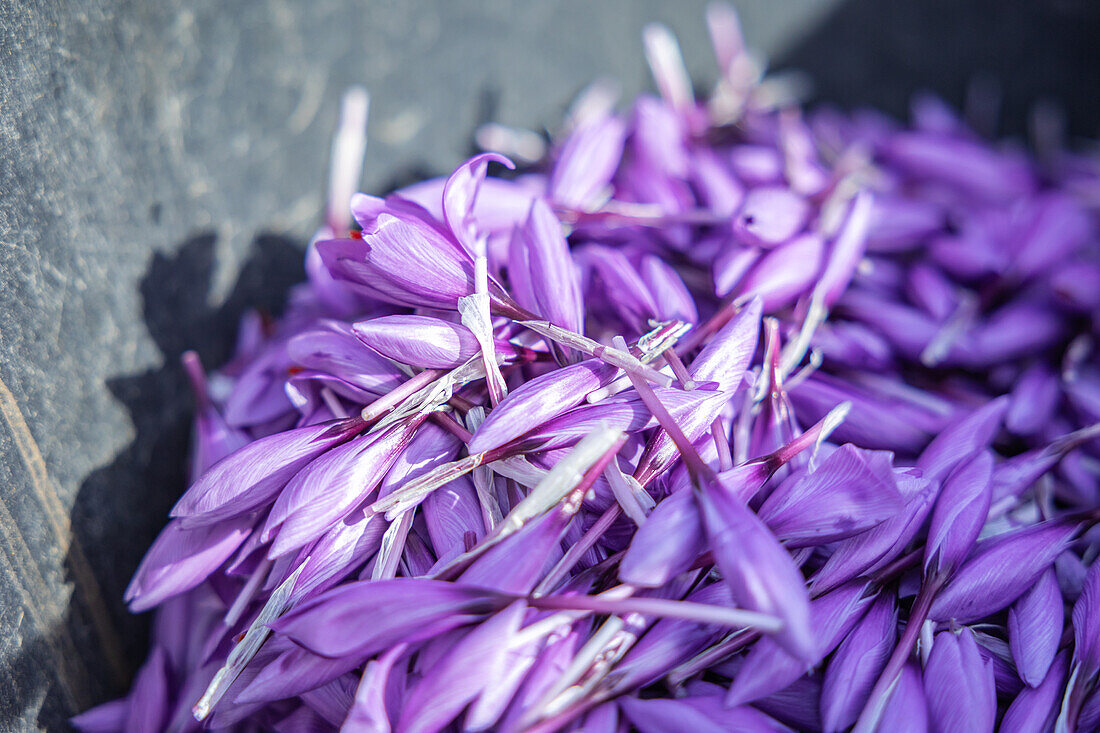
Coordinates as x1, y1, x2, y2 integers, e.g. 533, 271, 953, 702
1, 0, 1097, 730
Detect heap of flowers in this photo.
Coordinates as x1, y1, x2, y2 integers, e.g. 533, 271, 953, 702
75, 5, 1100, 732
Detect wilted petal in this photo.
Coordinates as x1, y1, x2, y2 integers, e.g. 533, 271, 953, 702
1072, 557, 1100, 677
1000, 651, 1069, 733
725, 581, 871, 706
698, 472, 814, 660
272, 579, 505, 658
620, 488, 705, 587
923, 451, 993, 576
923, 628, 996, 733
172, 418, 364, 525
821, 593, 897, 733
396, 601, 526, 733
876, 662, 928, 733
264, 421, 419, 557
930, 520, 1078, 623
759, 443, 903, 548
125, 515, 252, 612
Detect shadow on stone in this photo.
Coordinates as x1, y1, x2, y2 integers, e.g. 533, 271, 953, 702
11, 232, 304, 731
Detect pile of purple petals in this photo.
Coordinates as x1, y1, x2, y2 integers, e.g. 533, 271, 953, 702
74, 6, 1100, 733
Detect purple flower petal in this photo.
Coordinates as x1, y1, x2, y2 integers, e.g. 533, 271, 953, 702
876, 662, 929, 733
508, 198, 585, 335
698, 471, 815, 661
930, 520, 1078, 623
821, 593, 897, 732
263, 421, 419, 558
640, 254, 698, 324
395, 601, 526, 733
725, 581, 871, 706
550, 114, 626, 210
923, 451, 993, 577
620, 695, 787, 733
125, 516, 253, 612
1072, 557, 1100, 677
272, 579, 505, 658
1000, 651, 1069, 733
351, 315, 481, 369
736, 233, 825, 310
733, 185, 811, 248
916, 397, 1007, 485
442, 153, 515, 251
619, 487, 705, 587
1008, 567, 1063, 687
124, 646, 170, 733
1006, 364, 1061, 436
342, 644, 406, 733
171, 417, 364, 525
923, 628, 996, 733
759, 443, 903, 548
287, 322, 406, 394
468, 358, 618, 454
71, 699, 128, 733
812, 470, 937, 593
